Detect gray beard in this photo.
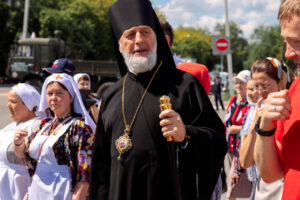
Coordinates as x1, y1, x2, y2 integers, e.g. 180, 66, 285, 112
120, 43, 157, 74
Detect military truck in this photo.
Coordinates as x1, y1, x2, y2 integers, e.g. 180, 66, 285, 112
7, 31, 119, 95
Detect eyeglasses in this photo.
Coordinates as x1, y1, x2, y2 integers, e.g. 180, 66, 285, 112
254, 85, 271, 92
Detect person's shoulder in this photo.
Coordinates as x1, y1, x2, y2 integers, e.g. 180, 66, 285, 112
28, 117, 43, 132
229, 95, 237, 100
177, 62, 208, 76
73, 117, 92, 128
102, 78, 123, 98
73, 117, 86, 126
164, 66, 210, 96
26, 117, 42, 124
228, 95, 237, 104
1, 122, 17, 132
164, 65, 197, 81
288, 77, 300, 96
177, 62, 208, 69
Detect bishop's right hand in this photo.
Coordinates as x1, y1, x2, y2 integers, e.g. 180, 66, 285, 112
159, 109, 186, 142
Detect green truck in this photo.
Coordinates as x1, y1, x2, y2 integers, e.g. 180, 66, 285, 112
7, 32, 120, 95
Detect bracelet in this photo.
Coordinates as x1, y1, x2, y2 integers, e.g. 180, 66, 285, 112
255, 116, 276, 136
14, 142, 23, 147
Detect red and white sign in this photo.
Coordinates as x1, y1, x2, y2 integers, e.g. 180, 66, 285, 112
215, 38, 229, 52
212, 36, 230, 55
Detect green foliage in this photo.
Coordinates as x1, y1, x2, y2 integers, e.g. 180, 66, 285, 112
0, 1, 11, 75
244, 24, 295, 70
172, 26, 215, 70
171, 22, 248, 72
3, 0, 116, 61
36, 0, 116, 60
0, 0, 24, 76
245, 25, 281, 67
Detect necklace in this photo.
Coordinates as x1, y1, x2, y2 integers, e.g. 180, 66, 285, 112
115, 61, 163, 160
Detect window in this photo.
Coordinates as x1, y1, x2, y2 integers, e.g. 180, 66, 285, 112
15, 45, 33, 57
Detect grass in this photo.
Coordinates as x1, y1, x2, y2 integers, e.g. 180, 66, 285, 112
222, 90, 231, 101
222, 90, 237, 101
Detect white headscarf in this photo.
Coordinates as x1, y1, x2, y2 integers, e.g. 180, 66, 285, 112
73, 73, 91, 88
11, 83, 42, 117
39, 73, 96, 132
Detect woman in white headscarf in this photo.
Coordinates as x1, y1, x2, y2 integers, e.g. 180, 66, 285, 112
73, 73, 100, 122
0, 83, 41, 200
13, 74, 95, 200
73, 73, 91, 90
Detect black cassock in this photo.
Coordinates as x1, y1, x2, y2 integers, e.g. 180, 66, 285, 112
89, 62, 227, 200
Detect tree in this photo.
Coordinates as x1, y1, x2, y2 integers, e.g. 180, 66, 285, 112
244, 24, 295, 70
214, 22, 248, 73
2, 0, 117, 69
37, 0, 116, 60
0, 0, 25, 76
172, 26, 216, 70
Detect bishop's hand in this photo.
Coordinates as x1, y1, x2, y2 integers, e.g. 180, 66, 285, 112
159, 109, 186, 142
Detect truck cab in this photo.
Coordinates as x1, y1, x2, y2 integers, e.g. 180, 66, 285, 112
7, 37, 65, 90
7, 35, 120, 94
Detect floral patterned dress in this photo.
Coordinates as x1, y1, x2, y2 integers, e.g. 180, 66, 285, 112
24, 115, 94, 191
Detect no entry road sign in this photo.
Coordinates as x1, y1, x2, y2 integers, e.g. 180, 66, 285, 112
212, 36, 231, 55
216, 38, 229, 51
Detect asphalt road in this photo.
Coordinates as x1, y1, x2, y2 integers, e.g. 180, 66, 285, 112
0, 85, 13, 129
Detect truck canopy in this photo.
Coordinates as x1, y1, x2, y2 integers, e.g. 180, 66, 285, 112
18, 38, 62, 46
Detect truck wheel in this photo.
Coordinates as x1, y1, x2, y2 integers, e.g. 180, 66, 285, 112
96, 81, 115, 99
25, 79, 43, 92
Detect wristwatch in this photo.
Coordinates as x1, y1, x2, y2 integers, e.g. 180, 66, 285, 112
255, 116, 276, 136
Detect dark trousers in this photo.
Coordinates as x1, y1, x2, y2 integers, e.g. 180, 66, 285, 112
214, 93, 224, 110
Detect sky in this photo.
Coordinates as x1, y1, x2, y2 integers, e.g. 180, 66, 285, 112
151, 0, 281, 39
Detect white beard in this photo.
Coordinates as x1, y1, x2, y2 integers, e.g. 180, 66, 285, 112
120, 43, 157, 74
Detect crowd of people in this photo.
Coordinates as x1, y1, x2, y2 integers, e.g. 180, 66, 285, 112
0, 0, 299, 199
220, 0, 300, 199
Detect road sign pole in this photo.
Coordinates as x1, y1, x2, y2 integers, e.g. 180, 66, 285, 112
221, 54, 223, 73
225, 0, 234, 96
